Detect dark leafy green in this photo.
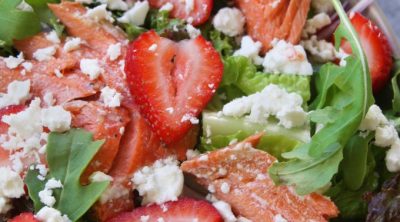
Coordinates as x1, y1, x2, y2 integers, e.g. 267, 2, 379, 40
269, 0, 374, 195
391, 60, 400, 114
25, 129, 109, 222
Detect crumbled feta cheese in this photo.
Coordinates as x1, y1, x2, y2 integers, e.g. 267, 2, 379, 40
274, 214, 288, 222
212, 201, 237, 222
46, 31, 61, 44
159, 2, 173, 11
39, 188, 56, 207
0, 197, 11, 214
16, 0, 33, 12
100, 86, 122, 108
63, 37, 82, 52
1, 98, 43, 152
234, 36, 263, 65
186, 24, 201, 39
85, 4, 114, 23
337, 48, 350, 67
90, 171, 113, 182
100, 184, 130, 204
220, 182, 230, 194
311, 0, 334, 13
36, 164, 48, 177
386, 140, 400, 172
263, 39, 313, 75
186, 149, 200, 160
118, 1, 149, 26
148, 44, 158, 52
41, 106, 72, 132
140, 215, 150, 222
98, 0, 128, 11
181, 113, 199, 124
132, 157, 184, 205
0, 167, 25, 198
35, 206, 71, 222
301, 36, 337, 62
213, 7, 245, 37
43, 92, 55, 107
185, 0, 194, 14
4, 52, 24, 69
302, 13, 331, 38
374, 124, 398, 147
359, 105, 388, 131
0, 80, 31, 109
107, 43, 122, 61
222, 84, 307, 128
80, 59, 103, 80
22, 62, 33, 72
33, 46, 57, 62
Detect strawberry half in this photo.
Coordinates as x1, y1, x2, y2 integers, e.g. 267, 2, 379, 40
10, 212, 39, 222
341, 13, 393, 92
108, 198, 223, 222
148, 0, 212, 25
125, 30, 223, 144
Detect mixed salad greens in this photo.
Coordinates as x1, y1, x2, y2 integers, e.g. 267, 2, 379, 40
1, 0, 400, 221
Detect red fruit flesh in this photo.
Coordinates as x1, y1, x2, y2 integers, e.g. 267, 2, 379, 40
125, 31, 223, 144
108, 198, 223, 222
10, 212, 39, 222
148, 0, 212, 26
341, 13, 393, 92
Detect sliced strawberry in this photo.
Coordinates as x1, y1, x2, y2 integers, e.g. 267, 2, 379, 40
125, 30, 223, 144
148, 0, 212, 26
341, 13, 393, 92
10, 212, 39, 222
0, 105, 26, 134
108, 198, 223, 222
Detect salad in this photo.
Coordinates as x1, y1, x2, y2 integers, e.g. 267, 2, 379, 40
0, 0, 399, 221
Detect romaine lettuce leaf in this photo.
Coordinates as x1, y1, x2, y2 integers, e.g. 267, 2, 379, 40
221, 56, 311, 102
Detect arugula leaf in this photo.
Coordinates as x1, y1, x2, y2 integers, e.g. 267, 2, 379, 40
391, 60, 400, 114
221, 56, 311, 102
268, 0, 374, 195
25, 129, 109, 221
0, 0, 41, 45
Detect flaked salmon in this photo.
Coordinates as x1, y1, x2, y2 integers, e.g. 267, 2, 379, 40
181, 135, 339, 222
236, 0, 311, 52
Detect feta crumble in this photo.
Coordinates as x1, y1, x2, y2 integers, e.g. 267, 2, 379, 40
386, 140, 400, 172
234, 36, 263, 65
0, 167, 24, 214
4, 52, 24, 69
33, 46, 57, 62
359, 105, 388, 131
36, 206, 71, 222
98, 0, 128, 11
90, 171, 113, 182
159, 2, 173, 11
301, 36, 337, 62
100, 86, 122, 108
132, 157, 184, 205
375, 125, 398, 147
46, 31, 61, 44
80, 59, 103, 80
263, 39, 313, 75
0, 80, 31, 109
212, 200, 237, 222
222, 84, 307, 128
186, 149, 200, 160
39, 178, 63, 207
63, 37, 82, 52
107, 43, 122, 61
302, 13, 331, 38
85, 4, 114, 23
41, 106, 72, 132
186, 24, 201, 39
118, 1, 149, 26
213, 7, 245, 37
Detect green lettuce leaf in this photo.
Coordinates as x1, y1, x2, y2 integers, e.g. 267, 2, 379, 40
221, 56, 311, 102
25, 129, 109, 221
391, 60, 400, 114
0, 0, 41, 45
269, 0, 374, 195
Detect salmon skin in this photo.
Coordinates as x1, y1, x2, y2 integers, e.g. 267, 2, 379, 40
181, 136, 339, 222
